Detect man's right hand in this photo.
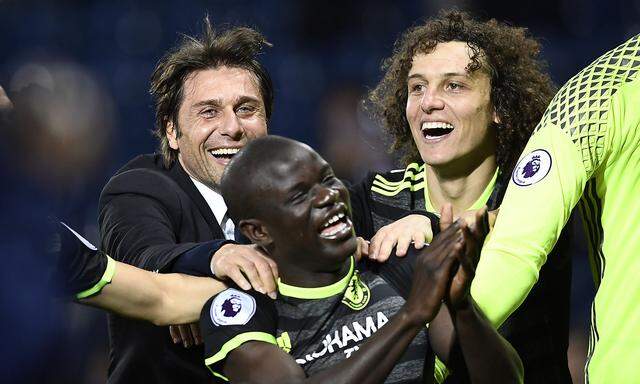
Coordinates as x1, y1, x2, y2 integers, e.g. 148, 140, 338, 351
211, 243, 278, 299
403, 215, 464, 325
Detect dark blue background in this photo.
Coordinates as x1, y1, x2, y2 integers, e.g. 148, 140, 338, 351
1, 1, 636, 382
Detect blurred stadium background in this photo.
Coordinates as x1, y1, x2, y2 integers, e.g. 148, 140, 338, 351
1, 0, 637, 382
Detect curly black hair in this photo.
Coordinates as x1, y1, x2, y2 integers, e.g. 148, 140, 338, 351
368, 10, 556, 183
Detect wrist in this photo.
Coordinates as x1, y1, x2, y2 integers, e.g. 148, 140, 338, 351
398, 305, 433, 330
448, 296, 474, 316
210, 242, 235, 276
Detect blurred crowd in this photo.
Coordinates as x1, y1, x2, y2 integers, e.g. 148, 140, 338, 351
2, 0, 638, 382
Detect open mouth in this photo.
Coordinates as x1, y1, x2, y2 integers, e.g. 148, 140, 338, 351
319, 211, 353, 240
208, 148, 240, 161
421, 121, 454, 140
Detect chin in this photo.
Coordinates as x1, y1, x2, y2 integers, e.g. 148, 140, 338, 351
321, 236, 358, 264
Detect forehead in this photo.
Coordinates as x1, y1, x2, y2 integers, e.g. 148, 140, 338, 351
409, 41, 487, 78
262, 145, 327, 186
181, 66, 262, 104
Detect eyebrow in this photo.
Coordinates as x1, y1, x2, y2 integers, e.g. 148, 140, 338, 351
191, 99, 222, 110
407, 71, 472, 81
191, 95, 261, 110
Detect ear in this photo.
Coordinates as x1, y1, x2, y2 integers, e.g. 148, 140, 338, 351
239, 219, 273, 248
492, 107, 501, 125
166, 119, 179, 150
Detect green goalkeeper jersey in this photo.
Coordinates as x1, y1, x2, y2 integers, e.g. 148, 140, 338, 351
472, 33, 640, 383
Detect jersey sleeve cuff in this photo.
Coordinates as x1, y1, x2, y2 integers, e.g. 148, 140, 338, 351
204, 331, 277, 381
75, 255, 116, 299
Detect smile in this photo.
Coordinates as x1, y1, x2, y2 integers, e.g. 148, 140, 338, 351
421, 121, 454, 140
209, 147, 240, 159
319, 211, 353, 240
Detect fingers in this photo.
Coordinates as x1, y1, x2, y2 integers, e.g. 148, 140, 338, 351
354, 237, 369, 261
412, 227, 430, 250
172, 324, 195, 348
439, 203, 454, 231
488, 208, 499, 229
395, 232, 413, 257
458, 225, 477, 271
477, 206, 489, 235
468, 207, 488, 243
170, 323, 200, 348
169, 325, 180, 344
375, 234, 397, 262
370, 215, 433, 261
236, 258, 264, 293
178, 324, 194, 348
226, 267, 252, 291
212, 244, 279, 298
265, 257, 279, 299
254, 256, 278, 299
190, 323, 202, 346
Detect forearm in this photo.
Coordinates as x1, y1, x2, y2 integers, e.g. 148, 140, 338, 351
450, 299, 523, 384
99, 195, 197, 271
305, 307, 424, 384
81, 261, 226, 325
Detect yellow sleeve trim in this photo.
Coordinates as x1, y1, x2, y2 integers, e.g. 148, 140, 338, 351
75, 255, 116, 299
204, 331, 277, 381
434, 357, 450, 384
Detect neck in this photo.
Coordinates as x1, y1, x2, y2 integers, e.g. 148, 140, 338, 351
277, 256, 352, 290
425, 155, 496, 216
179, 156, 220, 191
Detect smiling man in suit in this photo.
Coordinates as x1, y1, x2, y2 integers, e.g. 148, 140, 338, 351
98, 19, 278, 383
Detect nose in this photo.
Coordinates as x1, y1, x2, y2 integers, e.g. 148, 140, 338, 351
219, 110, 244, 140
420, 88, 445, 113
313, 185, 340, 207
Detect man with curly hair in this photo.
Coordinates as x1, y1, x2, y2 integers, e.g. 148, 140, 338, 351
350, 11, 572, 382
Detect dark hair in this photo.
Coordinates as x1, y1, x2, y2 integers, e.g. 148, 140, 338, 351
221, 136, 301, 223
368, 10, 556, 183
150, 17, 274, 167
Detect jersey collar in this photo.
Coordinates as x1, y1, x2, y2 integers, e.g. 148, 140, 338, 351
423, 166, 499, 213
277, 256, 354, 299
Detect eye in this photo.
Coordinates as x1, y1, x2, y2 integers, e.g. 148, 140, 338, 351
446, 82, 465, 91
289, 190, 308, 205
409, 83, 425, 94
322, 173, 339, 186
200, 108, 217, 118
236, 104, 256, 116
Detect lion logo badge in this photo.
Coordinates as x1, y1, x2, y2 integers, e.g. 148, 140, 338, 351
512, 149, 552, 186
210, 288, 256, 326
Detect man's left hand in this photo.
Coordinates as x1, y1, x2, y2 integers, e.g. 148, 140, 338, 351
212, 243, 278, 299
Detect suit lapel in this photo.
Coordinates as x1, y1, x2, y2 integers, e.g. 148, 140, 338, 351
168, 161, 225, 239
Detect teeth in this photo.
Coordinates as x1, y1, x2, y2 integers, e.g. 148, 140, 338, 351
322, 222, 347, 236
421, 122, 454, 130
209, 148, 240, 156
323, 212, 345, 228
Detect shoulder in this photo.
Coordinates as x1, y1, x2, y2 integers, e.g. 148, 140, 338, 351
368, 163, 425, 197
200, 287, 280, 380
201, 286, 278, 331
100, 154, 179, 201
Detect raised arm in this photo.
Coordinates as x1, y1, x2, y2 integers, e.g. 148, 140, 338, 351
203, 223, 467, 384
99, 168, 278, 295
52, 222, 226, 326
429, 208, 523, 384
82, 263, 225, 326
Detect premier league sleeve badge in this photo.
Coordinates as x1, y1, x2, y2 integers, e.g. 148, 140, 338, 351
210, 288, 257, 326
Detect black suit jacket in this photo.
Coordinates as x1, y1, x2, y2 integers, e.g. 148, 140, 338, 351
99, 154, 229, 384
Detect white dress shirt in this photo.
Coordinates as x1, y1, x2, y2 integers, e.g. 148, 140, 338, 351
190, 177, 236, 241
